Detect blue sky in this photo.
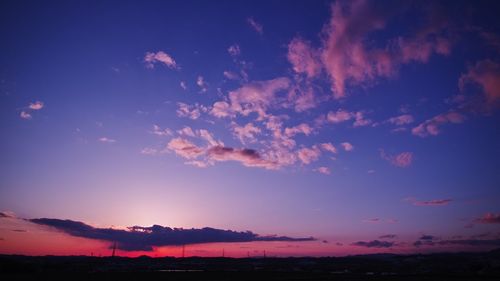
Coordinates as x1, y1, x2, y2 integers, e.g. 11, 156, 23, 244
1, 0, 500, 257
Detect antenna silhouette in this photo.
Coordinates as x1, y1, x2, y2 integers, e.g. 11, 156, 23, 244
182, 245, 185, 258
111, 242, 116, 257
222, 248, 225, 258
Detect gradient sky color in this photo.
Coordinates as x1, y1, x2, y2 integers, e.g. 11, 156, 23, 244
1, 0, 500, 257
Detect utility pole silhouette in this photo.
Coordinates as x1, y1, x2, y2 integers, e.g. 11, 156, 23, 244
222, 248, 225, 258
263, 250, 266, 258
111, 242, 116, 257
182, 245, 185, 258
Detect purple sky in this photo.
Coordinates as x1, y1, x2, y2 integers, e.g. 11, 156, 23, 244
1, 0, 500, 257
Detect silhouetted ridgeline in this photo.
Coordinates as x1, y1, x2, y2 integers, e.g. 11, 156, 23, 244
1, 249, 500, 280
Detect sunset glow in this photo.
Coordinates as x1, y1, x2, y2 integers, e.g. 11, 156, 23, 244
1, 0, 500, 258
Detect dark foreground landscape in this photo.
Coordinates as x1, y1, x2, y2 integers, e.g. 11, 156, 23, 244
1, 250, 500, 280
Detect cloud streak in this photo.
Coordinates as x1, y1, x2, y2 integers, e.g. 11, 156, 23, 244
406, 198, 452, 206
30, 218, 314, 251
476, 213, 500, 224
351, 240, 395, 248
412, 111, 465, 137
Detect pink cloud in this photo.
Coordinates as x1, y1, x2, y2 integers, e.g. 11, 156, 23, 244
263, 115, 297, 150
247, 17, 263, 35
223, 71, 240, 80
144, 51, 177, 69
327, 109, 353, 123
289, 87, 316, 112
151, 125, 173, 137
29, 101, 44, 110
198, 129, 222, 147
316, 167, 331, 175
210, 101, 233, 118
177, 126, 196, 137
476, 213, 500, 224
207, 146, 277, 169
210, 77, 291, 120
167, 137, 204, 159
320, 142, 337, 154
352, 111, 372, 127
325, 109, 371, 127
412, 111, 465, 137
459, 59, 500, 103
380, 150, 413, 167
388, 114, 414, 125
398, 36, 451, 64
232, 122, 261, 144
20, 111, 32, 120
176, 102, 207, 120
287, 37, 321, 78
284, 123, 313, 137
297, 146, 321, 164
20, 101, 44, 119
321, 0, 392, 98
320, 0, 451, 98
340, 142, 354, 152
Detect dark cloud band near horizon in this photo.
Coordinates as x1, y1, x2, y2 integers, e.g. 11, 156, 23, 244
29, 218, 315, 251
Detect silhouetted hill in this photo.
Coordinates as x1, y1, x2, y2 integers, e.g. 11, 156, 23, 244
1, 249, 499, 280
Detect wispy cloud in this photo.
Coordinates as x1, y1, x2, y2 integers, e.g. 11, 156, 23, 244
297, 146, 321, 164
151, 125, 173, 137
320, 0, 451, 98
20, 111, 32, 120
144, 51, 177, 69
209, 77, 290, 120
232, 122, 261, 144
287, 37, 321, 78
176, 102, 207, 120
340, 142, 354, 152
320, 142, 337, 154
284, 123, 313, 138
459, 59, 500, 104
316, 166, 331, 175
247, 17, 263, 35
326, 109, 353, 124
227, 44, 241, 57
324, 110, 371, 127
167, 137, 204, 159
196, 76, 208, 93
380, 150, 413, 167
98, 137, 116, 143
412, 111, 465, 137
388, 114, 414, 125
406, 198, 452, 206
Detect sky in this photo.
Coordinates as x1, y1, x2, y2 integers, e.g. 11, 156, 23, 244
1, 0, 500, 258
